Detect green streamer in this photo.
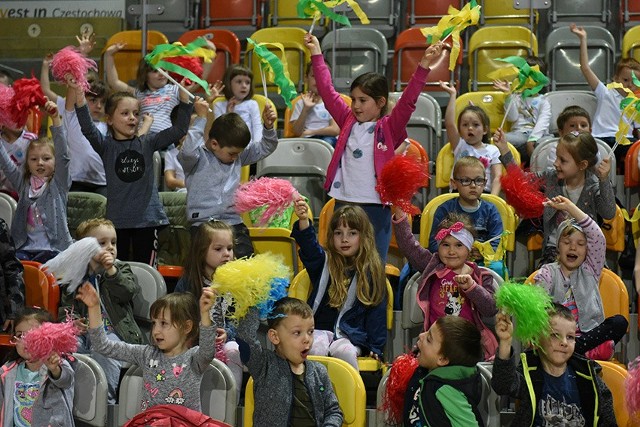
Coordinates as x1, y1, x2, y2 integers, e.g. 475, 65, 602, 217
247, 38, 298, 109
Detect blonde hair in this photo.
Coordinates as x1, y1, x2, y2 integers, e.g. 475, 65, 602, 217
453, 156, 486, 177
325, 205, 386, 307
76, 218, 115, 240
23, 138, 55, 181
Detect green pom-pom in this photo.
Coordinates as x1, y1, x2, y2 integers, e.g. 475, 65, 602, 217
496, 281, 553, 347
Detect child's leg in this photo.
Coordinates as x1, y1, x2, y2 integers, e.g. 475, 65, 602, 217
116, 228, 135, 262
232, 223, 255, 259
129, 227, 160, 268
223, 340, 243, 401
328, 338, 360, 370
576, 314, 629, 355
310, 330, 333, 356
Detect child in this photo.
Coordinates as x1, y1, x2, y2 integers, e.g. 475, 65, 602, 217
0, 217, 24, 332
70, 77, 193, 266
77, 283, 217, 412
403, 316, 484, 426
179, 99, 277, 260
59, 217, 144, 402
393, 210, 498, 360
291, 201, 387, 369
533, 196, 628, 360
289, 63, 339, 146
0, 100, 72, 263
0, 307, 75, 426
428, 156, 504, 256
213, 65, 262, 144
303, 33, 444, 262
493, 55, 551, 164
173, 220, 242, 395
492, 303, 616, 426
494, 128, 615, 265
164, 144, 186, 192
441, 81, 502, 195
237, 297, 343, 426
572, 23, 640, 171
557, 105, 592, 136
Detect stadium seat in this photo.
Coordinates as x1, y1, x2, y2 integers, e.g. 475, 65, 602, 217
597, 361, 630, 426
21, 261, 60, 319
548, 0, 611, 25
177, 29, 241, 85
201, 0, 264, 40
248, 227, 300, 278
73, 353, 108, 427
407, 0, 461, 26
541, 90, 598, 135
622, 0, 640, 29
388, 92, 442, 157
157, 191, 190, 267
268, 0, 327, 37
321, 28, 388, 93
283, 93, 351, 138
622, 24, 640, 62
479, 0, 538, 27
546, 26, 615, 91
455, 91, 510, 134
128, 262, 167, 340
340, 0, 400, 40
66, 192, 107, 239
101, 30, 169, 85
624, 139, 640, 208
133, 0, 195, 42
0, 192, 17, 229
468, 26, 537, 91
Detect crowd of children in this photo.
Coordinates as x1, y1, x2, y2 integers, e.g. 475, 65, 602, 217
0, 21, 637, 426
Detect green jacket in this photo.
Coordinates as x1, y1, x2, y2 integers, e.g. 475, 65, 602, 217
60, 260, 145, 344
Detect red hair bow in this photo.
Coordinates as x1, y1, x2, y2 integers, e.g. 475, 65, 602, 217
435, 221, 465, 241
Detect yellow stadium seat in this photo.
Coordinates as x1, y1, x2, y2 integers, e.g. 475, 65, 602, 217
101, 30, 169, 85
455, 91, 510, 134
479, 0, 538, 26
248, 228, 299, 279
622, 24, 640, 62
602, 206, 626, 253
244, 355, 366, 427
597, 361, 630, 427
268, 0, 327, 36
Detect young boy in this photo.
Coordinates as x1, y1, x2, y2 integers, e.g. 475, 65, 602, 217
429, 156, 503, 257
289, 63, 339, 146
179, 100, 277, 259
59, 218, 144, 402
492, 303, 616, 426
572, 23, 640, 172
237, 297, 343, 427
541, 105, 593, 170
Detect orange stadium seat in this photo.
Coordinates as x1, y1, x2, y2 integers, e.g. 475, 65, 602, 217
101, 30, 168, 85
177, 29, 241, 85
407, 0, 461, 26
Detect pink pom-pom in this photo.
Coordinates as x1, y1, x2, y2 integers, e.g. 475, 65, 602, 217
22, 320, 79, 362
380, 353, 419, 425
0, 84, 16, 128
215, 340, 228, 363
375, 155, 429, 215
500, 163, 547, 219
50, 46, 97, 92
627, 356, 640, 421
11, 77, 46, 129
234, 177, 299, 226
164, 55, 203, 85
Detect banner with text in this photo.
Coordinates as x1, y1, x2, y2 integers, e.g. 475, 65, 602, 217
0, 1, 126, 19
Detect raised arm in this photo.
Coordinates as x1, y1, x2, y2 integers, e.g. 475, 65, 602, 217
392, 209, 434, 272
40, 54, 59, 102
441, 81, 460, 151
104, 43, 135, 94
570, 24, 600, 90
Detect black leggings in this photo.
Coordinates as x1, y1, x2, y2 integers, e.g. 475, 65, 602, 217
116, 227, 160, 268
574, 315, 628, 355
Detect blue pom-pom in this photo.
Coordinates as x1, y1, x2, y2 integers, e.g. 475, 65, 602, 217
257, 277, 290, 318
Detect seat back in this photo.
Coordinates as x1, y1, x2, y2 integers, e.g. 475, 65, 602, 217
157, 191, 190, 267
128, 262, 167, 338
177, 29, 241, 85
434, 143, 455, 189
541, 90, 598, 135
548, 0, 611, 25
268, 0, 328, 37
602, 206, 626, 252
455, 91, 510, 134
476, 362, 501, 427
73, 353, 108, 427
597, 361, 629, 426
468, 26, 537, 91
321, 28, 388, 92
248, 227, 300, 278
546, 26, 615, 91
21, 262, 60, 319
388, 92, 442, 156
401, 271, 424, 330
622, 0, 640, 28
201, 0, 262, 40
66, 192, 107, 238
134, 0, 195, 41
407, 0, 463, 26
244, 355, 367, 427
480, 0, 537, 26
101, 30, 169, 84
599, 268, 630, 325
622, 25, 640, 62
283, 94, 351, 138
0, 192, 17, 229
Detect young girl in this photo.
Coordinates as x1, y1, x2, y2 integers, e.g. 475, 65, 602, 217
76, 283, 217, 412
441, 81, 502, 195
70, 78, 193, 266
0, 307, 75, 426
0, 100, 72, 263
291, 200, 387, 369
303, 33, 444, 262
173, 220, 242, 395
494, 128, 616, 265
213, 65, 262, 144
533, 196, 628, 360
393, 209, 498, 360
403, 316, 484, 426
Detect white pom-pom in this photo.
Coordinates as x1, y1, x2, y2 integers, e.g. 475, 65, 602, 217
42, 238, 102, 293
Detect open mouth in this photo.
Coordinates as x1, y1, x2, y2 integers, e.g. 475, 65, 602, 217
566, 254, 578, 262
301, 349, 310, 359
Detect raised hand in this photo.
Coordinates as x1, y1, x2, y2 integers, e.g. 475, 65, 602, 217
569, 23, 586, 40
262, 104, 276, 129
454, 274, 474, 291
420, 42, 444, 69
75, 282, 100, 308
493, 80, 511, 93
76, 30, 96, 55
303, 33, 322, 56
193, 96, 210, 118
105, 42, 126, 56
595, 156, 611, 181
439, 80, 457, 96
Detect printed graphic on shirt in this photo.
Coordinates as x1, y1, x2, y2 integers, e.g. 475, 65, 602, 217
14, 380, 39, 426
115, 149, 145, 182
538, 395, 585, 426
165, 387, 185, 405
407, 387, 422, 426
445, 291, 463, 316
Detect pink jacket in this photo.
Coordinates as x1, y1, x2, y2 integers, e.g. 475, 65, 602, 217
310, 55, 431, 191
124, 404, 230, 427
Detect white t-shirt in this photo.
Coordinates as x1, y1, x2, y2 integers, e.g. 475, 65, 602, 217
592, 82, 634, 138
290, 99, 333, 134
328, 121, 380, 203
0, 130, 35, 193
453, 140, 501, 193
163, 146, 186, 192
213, 99, 263, 144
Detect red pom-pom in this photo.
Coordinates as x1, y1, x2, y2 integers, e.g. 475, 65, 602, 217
164, 55, 203, 85
500, 163, 546, 219
11, 78, 46, 129
22, 320, 80, 361
50, 46, 97, 92
375, 155, 429, 215
379, 353, 419, 425
0, 84, 16, 128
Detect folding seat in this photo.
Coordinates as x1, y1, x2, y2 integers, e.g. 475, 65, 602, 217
622, 0, 640, 29
479, 0, 538, 28
128, 262, 167, 340
101, 30, 169, 85
622, 25, 640, 62
157, 191, 190, 267
321, 28, 388, 93
66, 192, 107, 238
21, 261, 60, 319
268, 0, 328, 37
456, 91, 510, 134
548, 0, 611, 26
468, 26, 537, 91
407, 0, 462, 26
177, 29, 241, 85
546, 26, 615, 91
598, 361, 631, 424
131, 0, 196, 42
73, 353, 108, 427
388, 92, 441, 159
338, 0, 400, 40
0, 192, 16, 229
541, 90, 598, 135
201, 0, 265, 40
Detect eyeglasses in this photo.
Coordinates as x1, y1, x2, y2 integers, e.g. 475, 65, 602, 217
454, 177, 487, 187
9, 332, 25, 344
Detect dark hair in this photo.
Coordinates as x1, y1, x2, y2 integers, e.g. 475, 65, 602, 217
86, 72, 108, 100
222, 65, 254, 101
525, 55, 547, 75
556, 105, 592, 132
437, 212, 477, 239
351, 72, 389, 117
208, 112, 251, 149
435, 316, 483, 367
4, 307, 54, 363
76, 218, 115, 239
557, 131, 598, 168
183, 220, 235, 299
458, 105, 491, 144
305, 62, 331, 77
135, 58, 158, 92
267, 297, 313, 329
549, 302, 575, 323
150, 293, 200, 348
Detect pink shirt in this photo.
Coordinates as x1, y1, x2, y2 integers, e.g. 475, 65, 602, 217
428, 269, 474, 326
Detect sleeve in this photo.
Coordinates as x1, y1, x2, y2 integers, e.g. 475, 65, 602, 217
393, 215, 433, 272
177, 116, 207, 174
578, 216, 606, 277
0, 219, 24, 320
236, 308, 267, 377
594, 177, 616, 220
239, 127, 278, 165
436, 385, 482, 427
504, 94, 520, 123
163, 148, 179, 172
87, 325, 149, 366
490, 349, 527, 399
102, 262, 139, 304
498, 150, 518, 169
149, 101, 193, 151
534, 264, 555, 295
0, 136, 23, 190
594, 367, 617, 427
317, 364, 344, 427
464, 269, 498, 317
290, 222, 327, 279
248, 100, 263, 144
364, 293, 388, 357
386, 66, 430, 147
76, 104, 106, 156
290, 99, 304, 121
213, 100, 226, 119
51, 125, 71, 191
311, 55, 352, 127
529, 97, 551, 142
191, 324, 217, 374
48, 359, 74, 390
429, 205, 448, 252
